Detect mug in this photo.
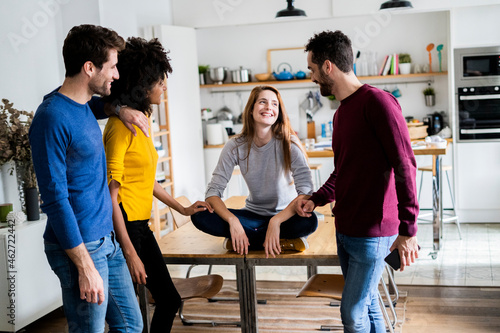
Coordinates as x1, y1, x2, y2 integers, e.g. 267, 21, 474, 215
391, 88, 402, 98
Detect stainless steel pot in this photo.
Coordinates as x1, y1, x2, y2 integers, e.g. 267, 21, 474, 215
230, 66, 250, 83
209, 67, 227, 84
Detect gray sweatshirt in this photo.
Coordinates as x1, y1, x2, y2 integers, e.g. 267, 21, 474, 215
206, 136, 313, 216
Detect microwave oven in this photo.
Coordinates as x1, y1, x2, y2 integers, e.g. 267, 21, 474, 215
455, 46, 500, 88
455, 46, 500, 141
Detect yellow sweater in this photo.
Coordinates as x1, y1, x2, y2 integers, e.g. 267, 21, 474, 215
103, 117, 158, 221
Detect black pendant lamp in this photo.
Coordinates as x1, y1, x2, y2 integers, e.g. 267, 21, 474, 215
380, 0, 413, 10
276, 0, 307, 18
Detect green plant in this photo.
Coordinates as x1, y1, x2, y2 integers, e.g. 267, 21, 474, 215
198, 65, 210, 74
399, 53, 412, 64
327, 95, 336, 101
423, 87, 435, 96
0, 99, 37, 188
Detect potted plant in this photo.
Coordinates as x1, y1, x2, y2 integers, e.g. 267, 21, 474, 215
0, 99, 39, 221
328, 95, 339, 109
423, 86, 436, 106
198, 65, 210, 85
399, 53, 412, 75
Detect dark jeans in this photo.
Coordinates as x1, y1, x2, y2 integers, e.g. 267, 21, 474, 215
125, 219, 181, 333
191, 208, 318, 250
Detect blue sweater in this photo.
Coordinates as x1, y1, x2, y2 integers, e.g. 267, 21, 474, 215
29, 89, 113, 249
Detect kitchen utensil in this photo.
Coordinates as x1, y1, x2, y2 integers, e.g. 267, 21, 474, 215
209, 67, 228, 84
230, 66, 250, 83
391, 85, 402, 98
436, 44, 444, 72
254, 73, 272, 81
273, 62, 294, 81
216, 106, 234, 122
426, 43, 434, 73
353, 50, 360, 75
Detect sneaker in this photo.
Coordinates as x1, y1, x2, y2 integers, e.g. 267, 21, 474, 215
223, 238, 234, 251
280, 237, 309, 252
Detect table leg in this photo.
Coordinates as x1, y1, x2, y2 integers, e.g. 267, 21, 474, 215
431, 155, 443, 258
236, 261, 258, 333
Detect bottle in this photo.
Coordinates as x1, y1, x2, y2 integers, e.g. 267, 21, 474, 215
321, 123, 326, 138
326, 121, 333, 138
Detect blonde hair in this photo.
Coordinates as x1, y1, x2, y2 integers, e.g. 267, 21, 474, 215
236, 85, 306, 173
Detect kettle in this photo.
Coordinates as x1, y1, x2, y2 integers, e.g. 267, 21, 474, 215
272, 62, 294, 81
424, 112, 444, 135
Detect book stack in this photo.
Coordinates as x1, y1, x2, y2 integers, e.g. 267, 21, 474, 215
378, 53, 399, 76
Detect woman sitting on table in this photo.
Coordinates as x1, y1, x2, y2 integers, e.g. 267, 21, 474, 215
102, 37, 212, 333
192, 85, 317, 258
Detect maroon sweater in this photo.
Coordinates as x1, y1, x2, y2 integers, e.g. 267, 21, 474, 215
310, 84, 418, 237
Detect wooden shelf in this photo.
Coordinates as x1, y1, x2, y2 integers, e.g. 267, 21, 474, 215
160, 181, 174, 188
150, 86, 175, 240
200, 72, 448, 92
153, 130, 169, 137
158, 156, 172, 163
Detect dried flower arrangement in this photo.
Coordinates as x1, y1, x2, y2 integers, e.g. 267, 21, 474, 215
0, 99, 37, 189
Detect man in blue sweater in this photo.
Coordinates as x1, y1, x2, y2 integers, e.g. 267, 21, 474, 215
29, 25, 148, 332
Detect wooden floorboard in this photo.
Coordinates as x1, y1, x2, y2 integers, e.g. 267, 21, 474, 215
402, 285, 500, 333
20, 282, 500, 332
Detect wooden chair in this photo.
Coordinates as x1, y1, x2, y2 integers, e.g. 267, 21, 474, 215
138, 196, 238, 332
296, 265, 397, 332
138, 274, 227, 331
169, 196, 241, 327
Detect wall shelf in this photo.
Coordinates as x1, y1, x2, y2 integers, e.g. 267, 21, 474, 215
201, 72, 448, 93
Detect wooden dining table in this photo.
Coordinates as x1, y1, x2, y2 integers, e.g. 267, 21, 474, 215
158, 196, 338, 333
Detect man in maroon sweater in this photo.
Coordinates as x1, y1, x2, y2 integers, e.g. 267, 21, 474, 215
296, 30, 420, 332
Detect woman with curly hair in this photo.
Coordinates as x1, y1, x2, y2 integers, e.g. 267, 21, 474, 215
192, 85, 318, 258
103, 37, 212, 332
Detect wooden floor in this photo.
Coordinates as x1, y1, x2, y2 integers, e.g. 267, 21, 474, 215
21, 282, 500, 332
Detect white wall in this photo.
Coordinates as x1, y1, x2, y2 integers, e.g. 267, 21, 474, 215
0, 0, 173, 209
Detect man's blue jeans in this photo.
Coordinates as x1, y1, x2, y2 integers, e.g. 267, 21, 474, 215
336, 232, 397, 333
45, 232, 143, 333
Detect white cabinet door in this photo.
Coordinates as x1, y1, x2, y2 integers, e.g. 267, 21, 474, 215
0, 218, 62, 331
456, 142, 500, 222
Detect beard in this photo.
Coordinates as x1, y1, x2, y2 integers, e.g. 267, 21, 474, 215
317, 68, 334, 97
89, 73, 112, 96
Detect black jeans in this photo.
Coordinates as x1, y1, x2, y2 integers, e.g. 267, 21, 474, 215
123, 214, 181, 332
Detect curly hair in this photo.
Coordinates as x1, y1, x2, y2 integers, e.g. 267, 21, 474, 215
105, 37, 172, 116
236, 85, 306, 174
63, 24, 125, 77
305, 30, 353, 73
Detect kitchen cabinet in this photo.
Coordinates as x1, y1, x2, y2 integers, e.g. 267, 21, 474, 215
456, 142, 500, 222
0, 216, 62, 332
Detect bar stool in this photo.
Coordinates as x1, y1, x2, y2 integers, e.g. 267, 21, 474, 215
309, 163, 322, 190
417, 164, 462, 239
308, 163, 334, 216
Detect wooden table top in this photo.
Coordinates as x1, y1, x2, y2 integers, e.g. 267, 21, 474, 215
158, 196, 337, 261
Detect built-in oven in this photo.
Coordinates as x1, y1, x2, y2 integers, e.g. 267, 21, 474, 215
455, 46, 500, 141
